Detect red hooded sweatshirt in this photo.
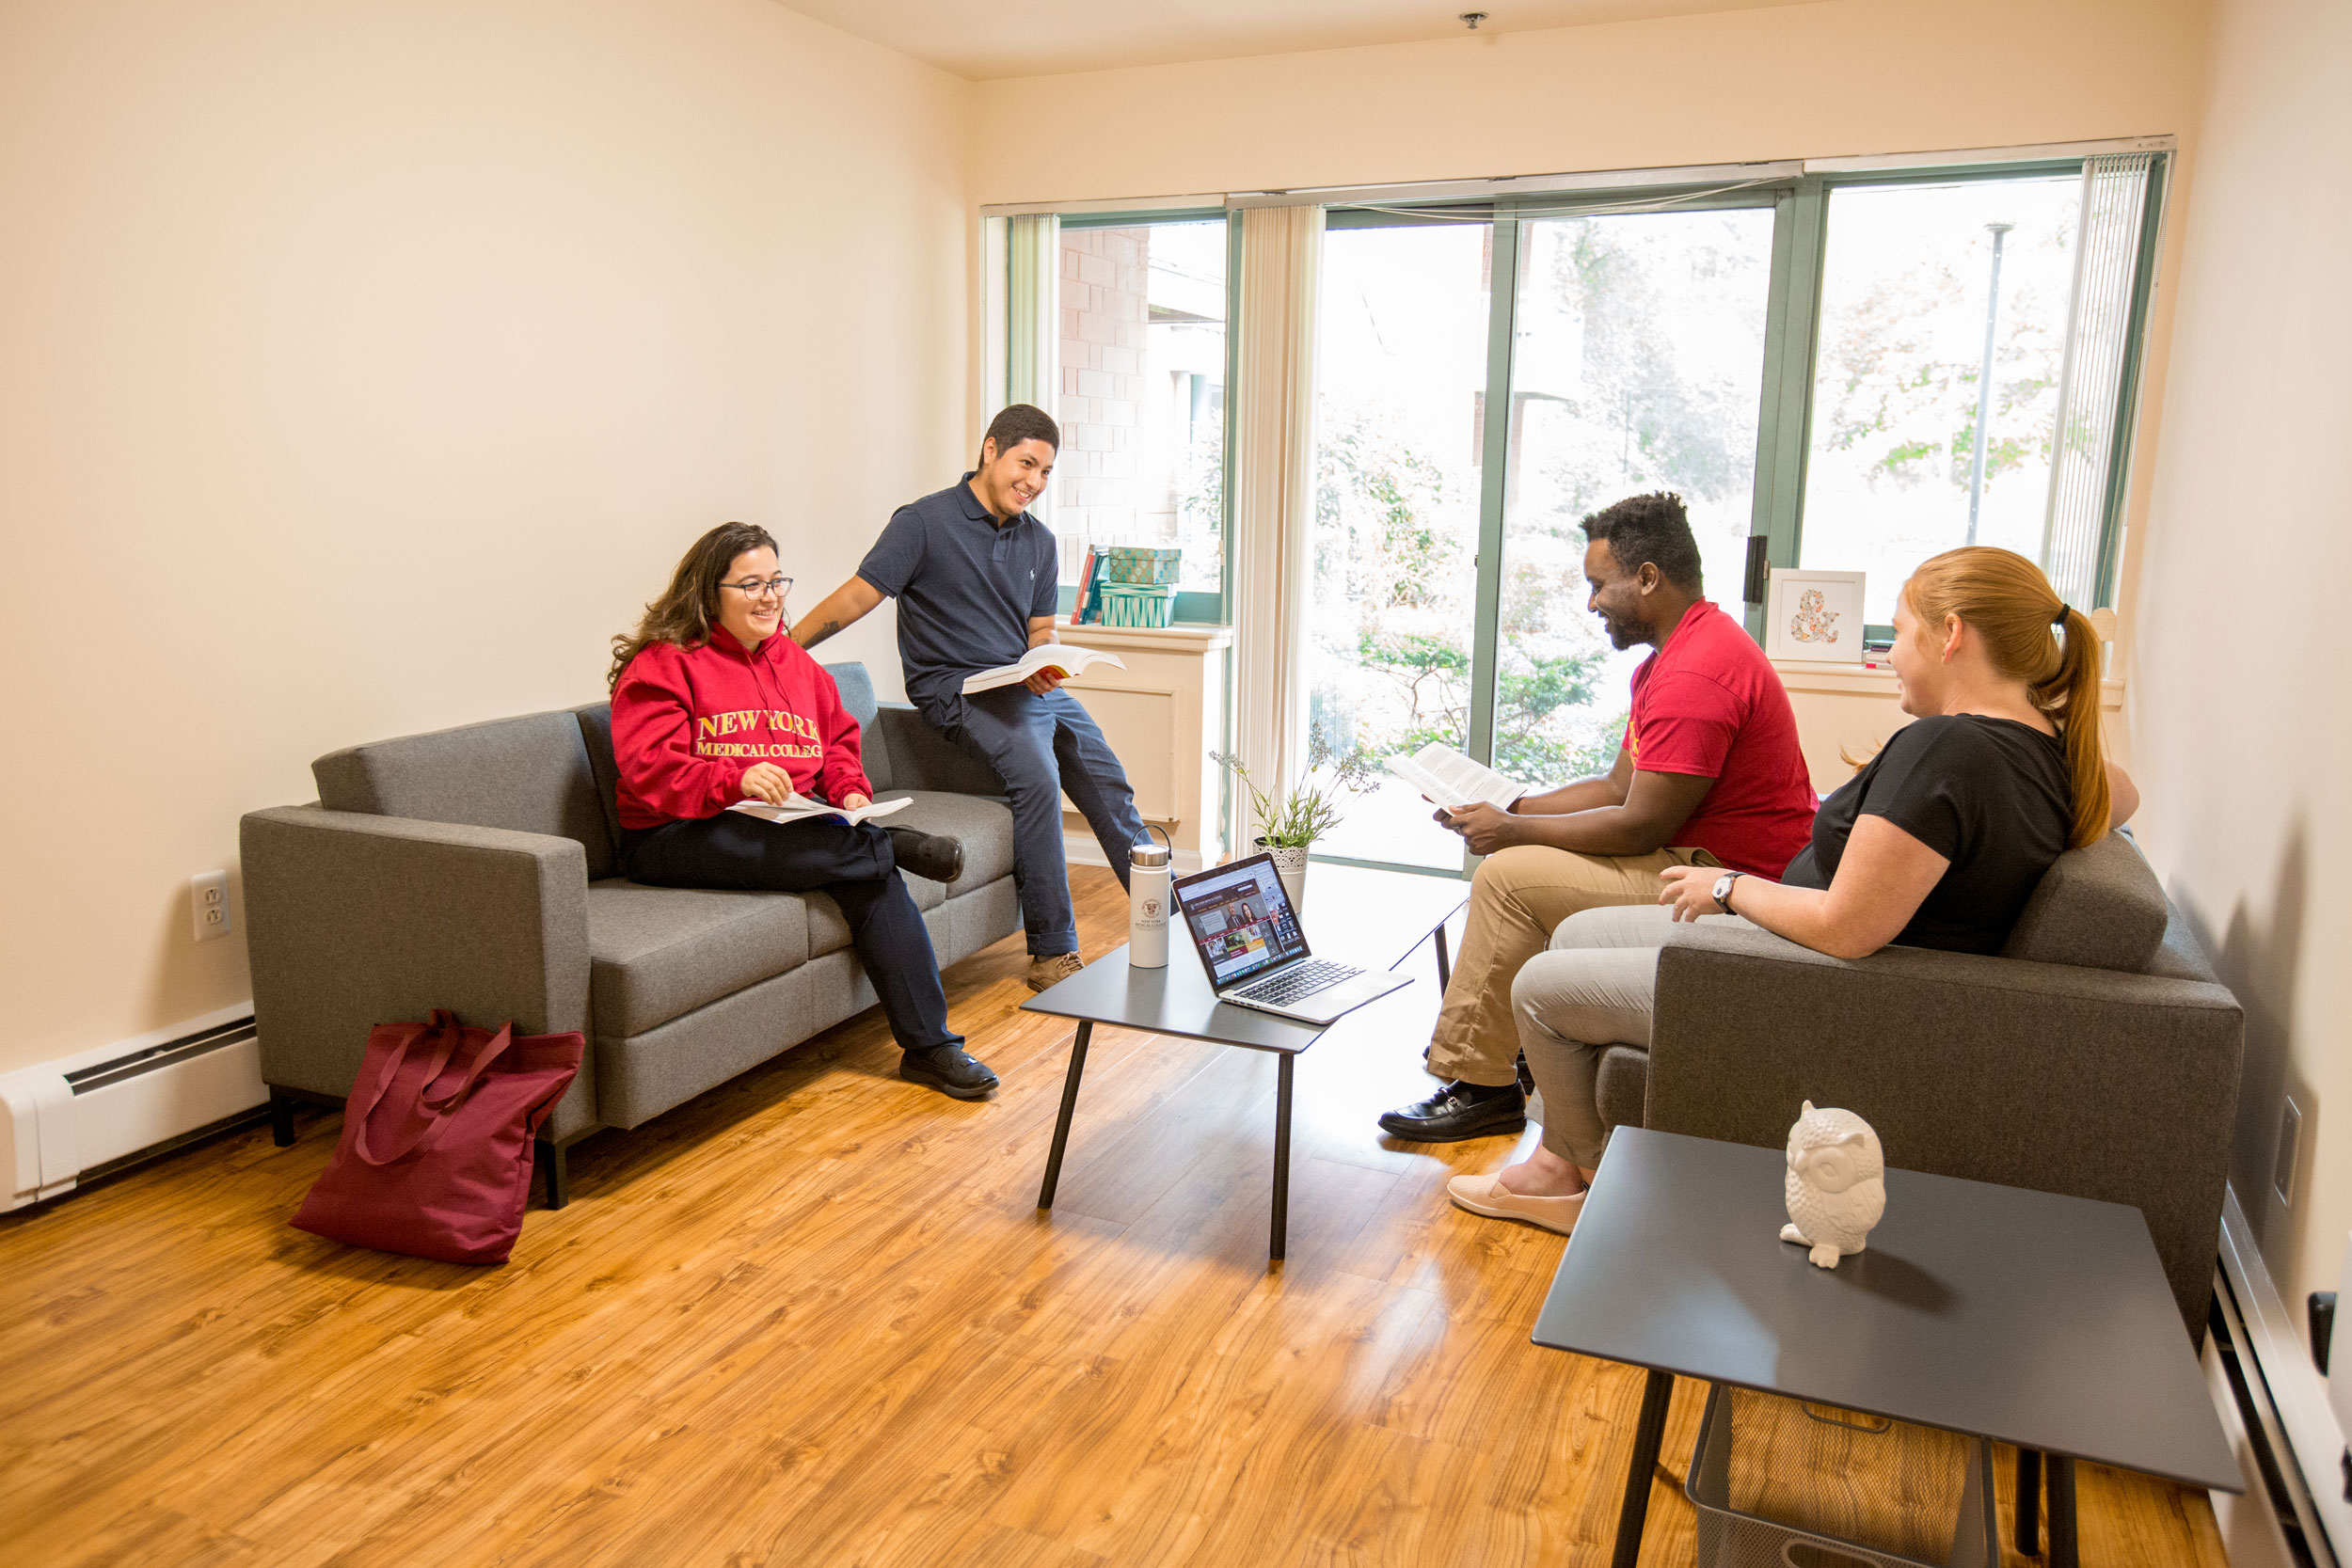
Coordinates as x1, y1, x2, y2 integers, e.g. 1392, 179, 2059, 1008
611, 627, 874, 830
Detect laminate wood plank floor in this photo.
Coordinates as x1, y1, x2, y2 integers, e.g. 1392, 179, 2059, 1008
0, 868, 2230, 1566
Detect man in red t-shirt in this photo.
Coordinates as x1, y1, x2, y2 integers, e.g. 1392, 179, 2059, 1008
1380, 492, 1818, 1143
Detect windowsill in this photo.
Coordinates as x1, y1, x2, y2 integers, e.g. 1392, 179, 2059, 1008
1059, 622, 1234, 652
1772, 657, 2125, 705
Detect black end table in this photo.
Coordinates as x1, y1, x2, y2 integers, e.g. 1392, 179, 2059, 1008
1022, 863, 1468, 1263
1533, 1128, 2239, 1567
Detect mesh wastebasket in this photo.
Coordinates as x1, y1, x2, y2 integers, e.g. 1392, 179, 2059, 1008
1685, 1384, 1997, 1568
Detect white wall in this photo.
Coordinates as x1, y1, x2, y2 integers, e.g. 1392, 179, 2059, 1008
0, 0, 974, 1074
2129, 0, 2352, 1354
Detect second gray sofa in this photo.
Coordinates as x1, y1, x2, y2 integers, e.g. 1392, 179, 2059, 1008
241, 662, 1020, 1205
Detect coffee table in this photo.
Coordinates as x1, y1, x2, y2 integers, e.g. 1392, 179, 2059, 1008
1534, 1128, 2239, 1568
1024, 862, 1469, 1263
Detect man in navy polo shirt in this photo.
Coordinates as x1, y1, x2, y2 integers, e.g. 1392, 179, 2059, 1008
792, 404, 1147, 992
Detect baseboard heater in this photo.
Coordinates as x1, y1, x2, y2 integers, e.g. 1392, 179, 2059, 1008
1, 1003, 267, 1211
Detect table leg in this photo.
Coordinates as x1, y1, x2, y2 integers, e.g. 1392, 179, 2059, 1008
1270, 1053, 1295, 1262
1611, 1370, 1676, 1568
1037, 1022, 1092, 1211
1433, 924, 1452, 991
2015, 1447, 2042, 1555
2046, 1453, 2077, 1567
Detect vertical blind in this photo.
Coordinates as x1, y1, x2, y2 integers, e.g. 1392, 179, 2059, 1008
2041, 152, 2154, 607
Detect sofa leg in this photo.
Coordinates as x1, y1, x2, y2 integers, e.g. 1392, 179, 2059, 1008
537, 1138, 569, 1210
269, 1090, 297, 1148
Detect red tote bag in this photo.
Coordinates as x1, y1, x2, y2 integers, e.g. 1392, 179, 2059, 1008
291, 1009, 583, 1264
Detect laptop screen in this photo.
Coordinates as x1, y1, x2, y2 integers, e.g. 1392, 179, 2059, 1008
1172, 854, 1308, 988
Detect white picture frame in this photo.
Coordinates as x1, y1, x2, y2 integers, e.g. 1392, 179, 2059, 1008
1765, 568, 1867, 663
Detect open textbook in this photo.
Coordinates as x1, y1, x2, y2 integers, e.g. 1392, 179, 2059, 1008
1385, 743, 1526, 813
961, 644, 1125, 695
727, 795, 912, 828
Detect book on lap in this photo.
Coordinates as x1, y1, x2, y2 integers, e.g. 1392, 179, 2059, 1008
960, 644, 1125, 695
727, 796, 912, 827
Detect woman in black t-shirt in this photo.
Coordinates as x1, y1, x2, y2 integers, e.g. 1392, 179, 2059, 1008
1443, 546, 2138, 1236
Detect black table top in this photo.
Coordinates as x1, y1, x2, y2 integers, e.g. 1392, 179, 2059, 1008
1020, 861, 1468, 1053
1533, 1128, 2239, 1492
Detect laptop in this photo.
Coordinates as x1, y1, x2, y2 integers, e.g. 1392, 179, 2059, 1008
1170, 853, 1412, 1023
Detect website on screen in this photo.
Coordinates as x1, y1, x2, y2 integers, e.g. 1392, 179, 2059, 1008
1178, 861, 1305, 984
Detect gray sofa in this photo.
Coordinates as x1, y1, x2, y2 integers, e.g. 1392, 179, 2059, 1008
1593, 831, 2243, 1338
241, 663, 1019, 1206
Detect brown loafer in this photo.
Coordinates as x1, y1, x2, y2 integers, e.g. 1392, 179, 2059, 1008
1025, 952, 1085, 992
1446, 1172, 1586, 1236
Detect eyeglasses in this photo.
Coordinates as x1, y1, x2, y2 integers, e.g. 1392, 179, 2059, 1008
719, 575, 792, 601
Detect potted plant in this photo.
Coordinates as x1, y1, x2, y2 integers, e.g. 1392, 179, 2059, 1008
1211, 736, 1380, 911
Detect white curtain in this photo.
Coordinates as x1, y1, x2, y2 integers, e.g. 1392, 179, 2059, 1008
2041, 153, 2155, 607
1006, 213, 1059, 415
1229, 204, 1324, 839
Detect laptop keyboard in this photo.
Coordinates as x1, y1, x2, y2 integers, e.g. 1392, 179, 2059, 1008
1233, 959, 1360, 1006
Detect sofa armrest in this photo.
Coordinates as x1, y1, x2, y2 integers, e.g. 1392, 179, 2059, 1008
240, 805, 596, 1137
1644, 923, 2244, 1337
870, 703, 1006, 797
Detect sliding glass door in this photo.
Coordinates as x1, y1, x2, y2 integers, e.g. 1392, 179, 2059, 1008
1302, 217, 1496, 871
1307, 201, 1778, 875
1494, 206, 1777, 785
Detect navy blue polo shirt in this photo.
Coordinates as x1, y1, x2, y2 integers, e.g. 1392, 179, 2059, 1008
856, 475, 1059, 719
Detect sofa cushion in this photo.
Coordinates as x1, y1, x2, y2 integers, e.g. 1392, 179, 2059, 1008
315, 710, 616, 879
574, 702, 625, 854
1999, 831, 2169, 974
586, 880, 809, 1037
884, 790, 1018, 895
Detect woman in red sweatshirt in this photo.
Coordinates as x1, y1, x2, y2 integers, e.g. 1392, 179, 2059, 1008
608, 522, 997, 1101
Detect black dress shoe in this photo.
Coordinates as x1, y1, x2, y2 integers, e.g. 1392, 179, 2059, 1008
885, 827, 964, 884
900, 1044, 999, 1100
1377, 1081, 1527, 1142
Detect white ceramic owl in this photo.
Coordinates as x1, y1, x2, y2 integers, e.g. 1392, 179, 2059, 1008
1780, 1101, 1885, 1269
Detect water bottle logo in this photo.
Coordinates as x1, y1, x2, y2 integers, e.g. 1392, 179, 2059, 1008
1141, 897, 1162, 918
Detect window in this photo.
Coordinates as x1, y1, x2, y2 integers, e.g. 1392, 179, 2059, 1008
1004, 213, 1231, 619
991, 147, 2168, 878
1797, 174, 2085, 626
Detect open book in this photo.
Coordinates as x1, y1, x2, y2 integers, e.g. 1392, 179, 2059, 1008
1385, 743, 1526, 813
961, 644, 1125, 695
727, 795, 912, 828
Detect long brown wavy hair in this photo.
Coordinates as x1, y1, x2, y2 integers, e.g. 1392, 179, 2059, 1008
608, 522, 781, 691
1901, 546, 2110, 847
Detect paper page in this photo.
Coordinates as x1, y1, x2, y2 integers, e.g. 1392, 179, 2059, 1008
727, 795, 913, 827
1388, 743, 1522, 812
960, 644, 1126, 695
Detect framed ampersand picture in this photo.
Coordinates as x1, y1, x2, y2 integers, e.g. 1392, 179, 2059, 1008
1765, 568, 1867, 663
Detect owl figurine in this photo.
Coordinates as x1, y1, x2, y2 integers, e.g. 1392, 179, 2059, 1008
1780, 1101, 1885, 1269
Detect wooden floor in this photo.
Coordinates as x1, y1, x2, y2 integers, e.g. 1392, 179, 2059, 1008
2, 868, 2228, 1567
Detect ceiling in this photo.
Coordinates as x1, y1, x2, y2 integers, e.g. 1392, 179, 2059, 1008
772, 0, 1822, 82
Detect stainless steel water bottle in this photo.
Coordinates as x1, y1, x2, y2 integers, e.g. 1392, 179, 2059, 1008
1129, 826, 1173, 968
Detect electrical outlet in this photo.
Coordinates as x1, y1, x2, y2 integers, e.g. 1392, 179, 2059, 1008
2275, 1096, 2303, 1207
191, 871, 231, 942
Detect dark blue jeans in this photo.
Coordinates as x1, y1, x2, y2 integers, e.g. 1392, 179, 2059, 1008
618, 814, 961, 1054
932, 686, 1146, 957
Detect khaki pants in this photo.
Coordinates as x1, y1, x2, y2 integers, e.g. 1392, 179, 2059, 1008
1424, 844, 1719, 1086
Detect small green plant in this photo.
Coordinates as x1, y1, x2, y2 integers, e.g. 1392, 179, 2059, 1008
1211, 736, 1382, 848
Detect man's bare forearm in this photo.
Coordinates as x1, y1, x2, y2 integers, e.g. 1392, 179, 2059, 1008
790, 578, 883, 649
1515, 778, 1625, 816
1501, 804, 1679, 857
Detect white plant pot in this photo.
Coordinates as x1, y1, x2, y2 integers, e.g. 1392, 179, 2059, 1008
1255, 840, 1310, 913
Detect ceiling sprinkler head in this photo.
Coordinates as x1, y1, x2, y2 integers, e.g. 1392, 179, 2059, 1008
1460, 11, 1488, 28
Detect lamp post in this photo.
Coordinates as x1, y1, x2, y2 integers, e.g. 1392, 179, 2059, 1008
1965, 222, 2015, 546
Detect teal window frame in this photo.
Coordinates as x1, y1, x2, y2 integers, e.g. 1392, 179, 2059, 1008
1024, 207, 1235, 626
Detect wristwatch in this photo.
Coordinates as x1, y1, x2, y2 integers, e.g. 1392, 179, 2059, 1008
1710, 870, 1744, 913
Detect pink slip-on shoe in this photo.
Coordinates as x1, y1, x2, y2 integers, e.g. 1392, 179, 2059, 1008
1446, 1172, 1586, 1236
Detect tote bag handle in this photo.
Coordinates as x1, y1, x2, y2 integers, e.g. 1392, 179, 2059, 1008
350, 1010, 517, 1167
